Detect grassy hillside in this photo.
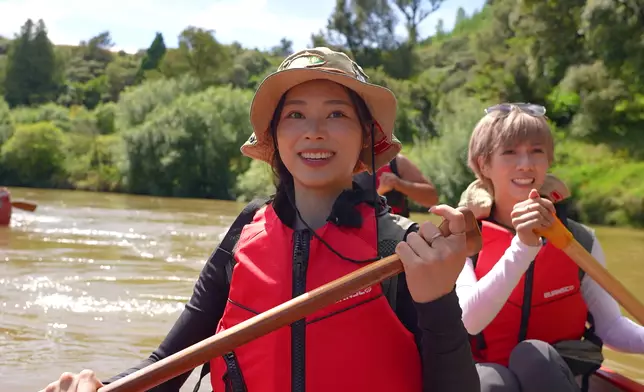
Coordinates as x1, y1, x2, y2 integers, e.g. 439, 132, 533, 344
1, 0, 643, 227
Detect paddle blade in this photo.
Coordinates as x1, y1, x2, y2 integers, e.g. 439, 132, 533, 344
11, 201, 37, 212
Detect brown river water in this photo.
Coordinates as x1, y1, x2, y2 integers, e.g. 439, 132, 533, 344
1, 187, 643, 391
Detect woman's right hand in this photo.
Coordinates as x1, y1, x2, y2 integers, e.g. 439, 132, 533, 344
396, 204, 468, 304
38, 370, 103, 392
511, 188, 556, 247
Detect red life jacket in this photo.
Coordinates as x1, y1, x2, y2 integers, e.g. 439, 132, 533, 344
0, 188, 11, 226
209, 202, 422, 392
469, 220, 589, 366
375, 160, 409, 217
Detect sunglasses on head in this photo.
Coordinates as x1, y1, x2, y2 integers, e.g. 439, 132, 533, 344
484, 103, 546, 117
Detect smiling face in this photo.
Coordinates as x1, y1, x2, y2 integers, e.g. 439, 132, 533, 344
275, 79, 367, 192
469, 109, 554, 207
480, 141, 551, 206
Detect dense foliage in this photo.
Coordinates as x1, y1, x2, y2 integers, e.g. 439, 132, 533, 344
1, 0, 643, 226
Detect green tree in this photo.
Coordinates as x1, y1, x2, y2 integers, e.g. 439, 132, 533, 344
0, 98, 14, 145
323, 0, 398, 69
123, 86, 253, 198
3, 19, 60, 106
104, 55, 139, 101
392, 0, 445, 45
137, 32, 167, 82
455, 7, 467, 25
164, 27, 232, 86
0, 2, 641, 225
0, 121, 67, 187
270, 38, 294, 57
115, 74, 202, 129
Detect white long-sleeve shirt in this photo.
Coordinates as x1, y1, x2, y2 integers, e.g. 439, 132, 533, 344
455, 233, 644, 353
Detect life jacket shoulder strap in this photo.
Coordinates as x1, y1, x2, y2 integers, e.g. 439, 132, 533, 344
565, 219, 595, 280
389, 156, 399, 177
377, 212, 416, 244
566, 219, 595, 252
376, 212, 417, 312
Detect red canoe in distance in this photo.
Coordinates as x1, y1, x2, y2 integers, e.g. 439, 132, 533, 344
0, 187, 38, 226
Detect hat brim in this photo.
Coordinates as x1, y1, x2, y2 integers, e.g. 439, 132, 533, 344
241, 67, 401, 173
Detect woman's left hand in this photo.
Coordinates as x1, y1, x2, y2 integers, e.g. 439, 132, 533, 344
396, 205, 468, 303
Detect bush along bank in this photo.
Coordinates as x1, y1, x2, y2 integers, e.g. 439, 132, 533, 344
0, 0, 642, 227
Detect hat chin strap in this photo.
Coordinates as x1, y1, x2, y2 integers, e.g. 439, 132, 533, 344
368, 123, 383, 250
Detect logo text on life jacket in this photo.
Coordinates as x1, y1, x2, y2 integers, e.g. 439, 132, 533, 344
337, 286, 373, 303
543, 285, 575, 299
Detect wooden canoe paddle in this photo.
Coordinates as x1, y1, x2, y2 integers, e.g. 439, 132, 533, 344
11, 200, 38, 212
98, 206, 483, 392
535, 215, 644, 325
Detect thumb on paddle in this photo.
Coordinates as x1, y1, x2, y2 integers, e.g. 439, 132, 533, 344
529, 188, 540, 200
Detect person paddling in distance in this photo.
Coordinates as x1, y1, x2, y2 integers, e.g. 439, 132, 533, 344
456, 103, 644, 392
0, 187, 11, 226
354, 153, 439, 217
40, 47, 479, 392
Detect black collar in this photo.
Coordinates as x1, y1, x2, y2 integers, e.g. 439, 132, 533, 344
272, 182, 388, 229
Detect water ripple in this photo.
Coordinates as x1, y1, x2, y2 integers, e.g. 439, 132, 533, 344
29, 294, 185, 315
4, 188, 640, 391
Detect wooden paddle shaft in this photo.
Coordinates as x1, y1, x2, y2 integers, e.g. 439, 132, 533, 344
536, 217, 644, 326
100, 253, 403, 392
99, 207, 482, 392
563, 239, 644, 325
11, 201, 37, 212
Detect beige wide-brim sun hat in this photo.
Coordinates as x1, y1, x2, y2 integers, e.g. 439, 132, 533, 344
240, 47, 402, 174
458, 174, 573, 219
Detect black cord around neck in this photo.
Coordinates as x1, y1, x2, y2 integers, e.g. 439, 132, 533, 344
285, 123, 381, 264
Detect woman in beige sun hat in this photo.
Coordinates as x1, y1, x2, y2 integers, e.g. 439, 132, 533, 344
38, 48, 479, 392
